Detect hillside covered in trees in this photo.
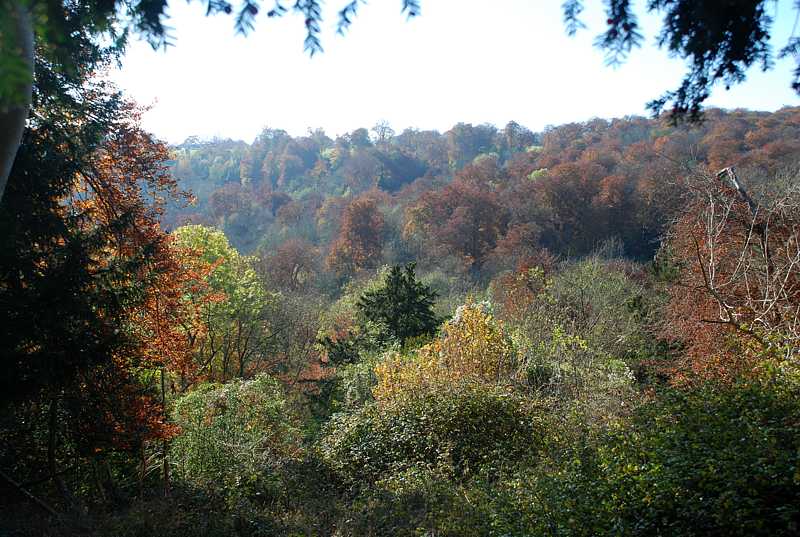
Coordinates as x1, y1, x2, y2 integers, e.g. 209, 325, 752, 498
3, 93, 800, 536
166, 107, 800, 277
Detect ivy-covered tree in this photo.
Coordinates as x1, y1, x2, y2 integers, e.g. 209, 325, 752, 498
357, 262, 439, 345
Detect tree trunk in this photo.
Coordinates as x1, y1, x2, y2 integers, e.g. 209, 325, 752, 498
161, 367, 170, 497
0, 468, 58, 517
0, 0, 34, 201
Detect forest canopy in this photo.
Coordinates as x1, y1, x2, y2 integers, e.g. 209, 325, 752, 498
1, 0, 798, 199
1, 2, 800, 534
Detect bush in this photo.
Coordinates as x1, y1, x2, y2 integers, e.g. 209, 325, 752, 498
487, 377, 800, 536
602, 378, 800, 535
319, 383, 543, 488
170, 375, 303, 501
343, 466, 493, 537
373, 301, 516, 401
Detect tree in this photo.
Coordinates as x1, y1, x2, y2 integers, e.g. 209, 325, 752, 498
661, 167, 800, 382
341, 148, 383, 192
0, 1, 32, 201
172, 224, 278, 383
371, 120, 395, 146
395, 127, 449, 174
357, 262, 439, 345
375, 149, 428, 193
532, 161, 608, 255
499, 120, 537, 160
446, 123, 498, 169
404, 179, 509, 271
0, 61, 188, 506
258, 237, 319, 291
2, 0, 797, 200
326, 196, 386, 275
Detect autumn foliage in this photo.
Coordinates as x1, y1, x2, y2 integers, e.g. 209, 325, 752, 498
374, 301, 515, 401
6, 85, 800, 535
327, 196, 386, 275
66, 107, 201, 447
661, 168, 800, 382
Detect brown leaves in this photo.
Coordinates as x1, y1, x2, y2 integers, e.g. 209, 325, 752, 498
326, 196, 386, 275
258, 238, 319, 291
661, 167, 800, 383
404, 179, 508, 271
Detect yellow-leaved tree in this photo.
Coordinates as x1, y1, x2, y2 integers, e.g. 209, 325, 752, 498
374, 301, 516, 401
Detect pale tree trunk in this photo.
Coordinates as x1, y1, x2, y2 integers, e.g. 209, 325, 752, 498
0, 0, 34, 201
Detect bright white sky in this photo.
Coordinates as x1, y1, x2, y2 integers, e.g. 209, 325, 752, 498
111, 0, 800, 144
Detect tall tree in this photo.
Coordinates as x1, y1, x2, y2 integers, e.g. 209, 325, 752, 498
172, 224, 278, 382
404, 179, 509, 271
326, 196, 386, 275
0, 61, 188, 505
357, 262, 439, 345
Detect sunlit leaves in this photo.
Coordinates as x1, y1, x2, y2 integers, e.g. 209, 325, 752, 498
172, 224, 277, 382
373, 301, 515, 401
171, 374, 303, 492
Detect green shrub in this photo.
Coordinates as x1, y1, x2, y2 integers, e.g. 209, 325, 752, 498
343, 466, 493, 537
319, 383, 543, 488
603, 379, 800, 535
485, 378, 800, 536
334, 354, 379, 409
170, 375, 303, 501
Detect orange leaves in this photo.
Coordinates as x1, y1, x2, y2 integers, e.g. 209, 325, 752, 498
134, 239, 221, 384
660, 168, 800, 383
326, 196, 386, 275
60, 102, 202, 447
72, 118, 212, 387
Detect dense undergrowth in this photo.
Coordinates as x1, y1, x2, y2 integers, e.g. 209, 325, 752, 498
5, 371, 797, 536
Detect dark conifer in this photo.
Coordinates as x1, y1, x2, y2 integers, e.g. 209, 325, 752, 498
357, 262, 439, 345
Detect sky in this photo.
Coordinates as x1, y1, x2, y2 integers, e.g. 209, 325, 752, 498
111, 0, 800, 144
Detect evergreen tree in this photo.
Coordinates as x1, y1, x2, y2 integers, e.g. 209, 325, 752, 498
357, 262, 439, 345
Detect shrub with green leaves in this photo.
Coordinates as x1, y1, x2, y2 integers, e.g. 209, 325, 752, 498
319, 383, 543, 488
343, 466, 494, 537
496, 255, 652, 423
171, 375, 303, 499
604, 378, 800, 535
483, 376, 800, 536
